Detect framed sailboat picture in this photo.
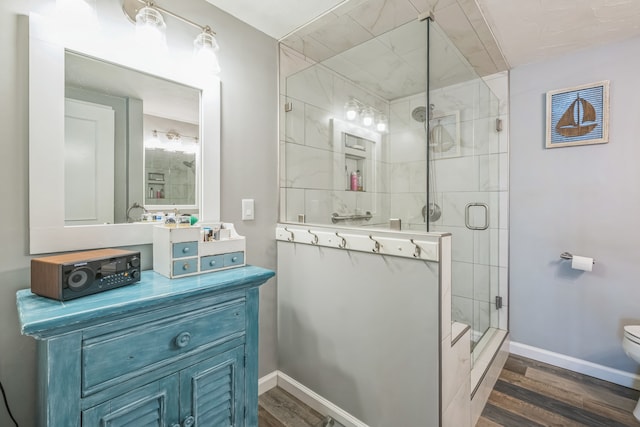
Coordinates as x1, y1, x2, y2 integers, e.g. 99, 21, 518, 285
546, 80, 609, 148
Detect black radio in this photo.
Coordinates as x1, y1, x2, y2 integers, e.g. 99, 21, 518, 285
31, 249, 141, 301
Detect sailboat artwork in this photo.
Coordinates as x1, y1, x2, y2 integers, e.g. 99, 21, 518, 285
546, 80, 609, 148
555, 93, 598, 137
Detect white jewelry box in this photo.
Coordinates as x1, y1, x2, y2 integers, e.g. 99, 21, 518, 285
153, 223, 246, 279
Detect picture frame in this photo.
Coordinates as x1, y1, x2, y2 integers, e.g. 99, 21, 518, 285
546, 80, 609, 148
429, 110, 460, 159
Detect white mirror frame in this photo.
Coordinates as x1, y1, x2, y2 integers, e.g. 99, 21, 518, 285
28, 13, 220, 254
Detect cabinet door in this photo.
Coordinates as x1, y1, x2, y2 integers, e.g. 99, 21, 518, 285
82, 375, 179, 427
179, 346, 245, 427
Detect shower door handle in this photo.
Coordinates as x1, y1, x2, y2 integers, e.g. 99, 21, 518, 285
465, 203, 489, 230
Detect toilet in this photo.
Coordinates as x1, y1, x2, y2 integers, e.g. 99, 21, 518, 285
623, 325, 640, 421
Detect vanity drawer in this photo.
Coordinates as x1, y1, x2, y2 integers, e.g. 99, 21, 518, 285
201, 255, 224, 272
82, 301, 246, 394
172, 241, 198, 259
224, 252, 244, 267
173, 258, 198, 276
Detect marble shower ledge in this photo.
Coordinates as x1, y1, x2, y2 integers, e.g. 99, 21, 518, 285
17, 266, 275, 338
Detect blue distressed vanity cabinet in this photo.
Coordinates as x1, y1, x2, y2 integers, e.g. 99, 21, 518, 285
16, 266, 274, 427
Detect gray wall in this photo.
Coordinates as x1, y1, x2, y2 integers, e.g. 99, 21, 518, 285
0, 1, 277, 425
277, 242, 440, 426
510, 35, 640, 373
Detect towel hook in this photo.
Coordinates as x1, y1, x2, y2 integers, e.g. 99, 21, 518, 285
308, 229, 319, 245
284, 227, 294, 242
410, 239, 421, 258
369, 235, 381, 253
335, 232, 347, 249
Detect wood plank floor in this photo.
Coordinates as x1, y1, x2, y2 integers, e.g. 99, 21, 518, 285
259, 386, 326, 427
479, 354, 640, 427
259, 354, 640, 427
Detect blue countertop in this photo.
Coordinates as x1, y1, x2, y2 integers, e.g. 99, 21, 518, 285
17, 265, 275, 338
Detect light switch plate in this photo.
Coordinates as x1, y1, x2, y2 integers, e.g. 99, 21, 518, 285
242, 199, 254, 220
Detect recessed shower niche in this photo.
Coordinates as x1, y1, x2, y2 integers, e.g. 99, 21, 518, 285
331, 118, 381, 216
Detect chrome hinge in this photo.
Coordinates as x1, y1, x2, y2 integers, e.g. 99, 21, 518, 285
284, 102, 293, 112
496, 118, 503, 132
495, 296, 503, 310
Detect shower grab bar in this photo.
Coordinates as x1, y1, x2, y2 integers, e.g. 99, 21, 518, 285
465, 203, 489, 231
331, 211, 373, 223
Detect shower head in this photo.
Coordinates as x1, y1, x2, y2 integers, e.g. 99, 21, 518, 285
183, 160, 195, 169
411, 106, 427, 123
411, 104, 435, 123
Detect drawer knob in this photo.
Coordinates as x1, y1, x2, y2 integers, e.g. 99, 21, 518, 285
182, 263, 191, 271
175, 331, 192, 348
209, 260, 217, 266
182, 247, 190, 253
183, 415, 195, 427
231, 256, 238, 262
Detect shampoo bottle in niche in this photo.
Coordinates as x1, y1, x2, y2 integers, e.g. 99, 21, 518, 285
350, 171, 358, 191
357, 170, 363, 191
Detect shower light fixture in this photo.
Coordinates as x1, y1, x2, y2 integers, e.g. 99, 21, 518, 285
344, 98, 387, 131
123, 0, 221, 75
145, 129, 198, 152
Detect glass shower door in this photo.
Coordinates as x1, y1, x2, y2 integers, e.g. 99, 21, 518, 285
427, 20, 503, 356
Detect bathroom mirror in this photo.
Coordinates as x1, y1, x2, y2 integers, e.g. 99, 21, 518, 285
64, 51, 201, 225
28, 13, 220, 254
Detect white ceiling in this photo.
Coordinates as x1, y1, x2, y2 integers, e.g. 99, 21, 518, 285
206, 0, 640, 69
478, 0, 640, 68
205, 0, 347, 40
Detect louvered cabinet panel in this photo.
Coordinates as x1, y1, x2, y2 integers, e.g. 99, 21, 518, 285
180, 346, 245, 427
82, 374, 179, 426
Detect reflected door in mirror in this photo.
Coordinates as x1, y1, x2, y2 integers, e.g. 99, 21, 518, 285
64, 98, 115, 225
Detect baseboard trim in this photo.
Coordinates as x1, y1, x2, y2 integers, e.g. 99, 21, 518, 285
258, 371, 278, 395
510, 341, 640, 391
274, 371, 370, 427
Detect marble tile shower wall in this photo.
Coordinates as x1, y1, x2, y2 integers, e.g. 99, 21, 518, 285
145, 150, 197, 206
387, 72, 509, 337
280, 45, 392, 226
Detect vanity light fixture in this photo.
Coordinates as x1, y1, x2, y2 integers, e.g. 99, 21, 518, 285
123, 0, 221, 75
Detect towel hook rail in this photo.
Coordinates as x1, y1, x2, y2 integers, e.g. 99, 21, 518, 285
284, 227, 294, 242
369, 235, 381, 253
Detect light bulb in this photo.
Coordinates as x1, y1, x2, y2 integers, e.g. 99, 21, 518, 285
135, 6, 167, 53
344, 100, 358, 121
362, 107, 375, 127
56, 0, 98, 34
194, 30, 221, 75
376, 114, 387, 132
145, 130, 162, 149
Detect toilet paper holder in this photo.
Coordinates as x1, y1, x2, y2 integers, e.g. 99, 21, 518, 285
560, 252, 595, 264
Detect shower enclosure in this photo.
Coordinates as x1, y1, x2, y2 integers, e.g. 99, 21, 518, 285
279, 7, 508, 367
